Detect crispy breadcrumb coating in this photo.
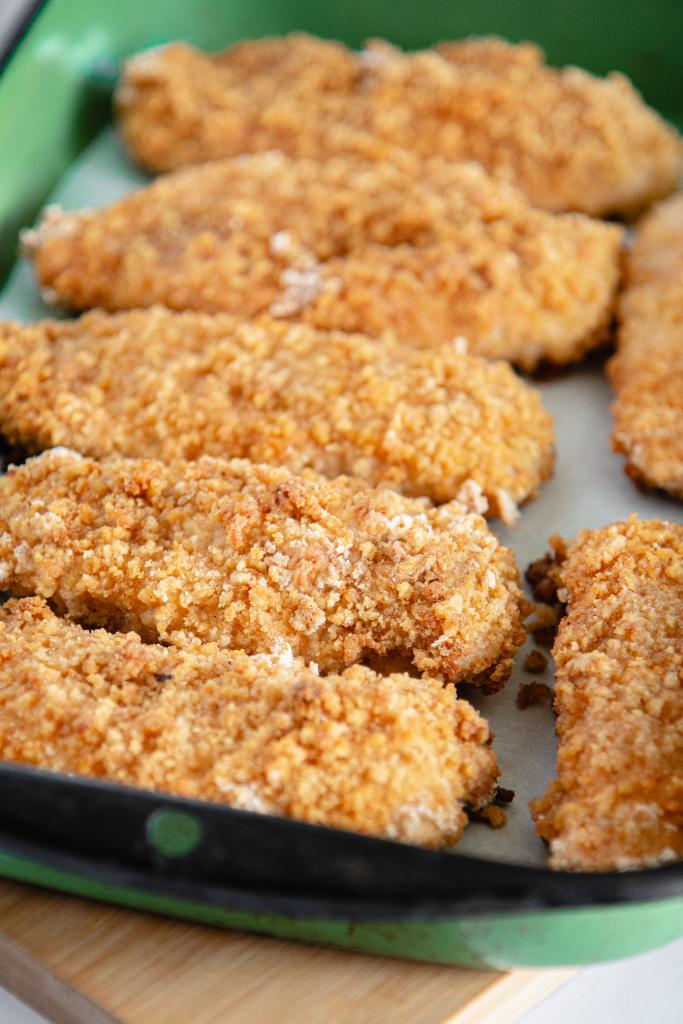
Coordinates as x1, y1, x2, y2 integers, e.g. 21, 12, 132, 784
610, 194, 683, 498
0, 598, 498, 847
0, 452, 525, 688
116, 34, 683, 216
531, 518, 683, 871
0, 308, 554, 515
22, 155, 623, 369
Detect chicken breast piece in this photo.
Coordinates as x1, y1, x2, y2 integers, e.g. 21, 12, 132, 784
0, 451, 526, 689
116, 33, 683, 217
531, 519, 683, 871
0, 598, 499, 848
610, 193, 683, 498
0, 308, 554, 515
23, 155, 623, 369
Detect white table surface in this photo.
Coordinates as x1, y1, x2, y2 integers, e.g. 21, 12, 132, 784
0, 3, 680, 1022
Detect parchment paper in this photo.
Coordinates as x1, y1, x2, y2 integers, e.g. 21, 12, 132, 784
1, 129, 680, 865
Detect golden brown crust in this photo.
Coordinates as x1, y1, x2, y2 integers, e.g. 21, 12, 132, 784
116, 34, 683, 216
0, 308, 554, 514
610, 194, 683, 498
531, 518, 683, 871
0, 452, 525, 687
0, 597, 498, 847
23, 155, 623, 369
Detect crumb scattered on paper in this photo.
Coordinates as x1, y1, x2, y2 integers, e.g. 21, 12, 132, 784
517, 682, 553, 709
523, 650, 549, 673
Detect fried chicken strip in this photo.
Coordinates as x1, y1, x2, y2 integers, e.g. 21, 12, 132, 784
531, 518, 683, 871
0, 451, 525, 688
116, 34, 683, 217
0, 598, 498, 847
23, 155, 623, 369
0, 308, 554, 515
609, 194, 683, 498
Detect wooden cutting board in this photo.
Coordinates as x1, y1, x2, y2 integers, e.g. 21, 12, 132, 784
0, 880, 573, 1024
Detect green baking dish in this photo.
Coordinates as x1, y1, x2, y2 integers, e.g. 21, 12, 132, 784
0, 0, 681, 969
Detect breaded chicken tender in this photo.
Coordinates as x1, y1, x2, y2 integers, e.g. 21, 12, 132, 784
0, 308, 554, 515
23, 155, 623, 369
0, 452, 525, 688
0, 598, 498, 847
531, 519, 683, 871
610, 194, 683, 498
116, 34, 683, 217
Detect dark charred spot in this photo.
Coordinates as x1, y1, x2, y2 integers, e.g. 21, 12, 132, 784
493, 786, 515, 805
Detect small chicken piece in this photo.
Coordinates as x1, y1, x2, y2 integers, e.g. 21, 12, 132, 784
0, 451, 526, 688
610, 194, 683, 498
531, 518, 683, 871
0, 308, 554, 515
22, 155, 623, 369
0, 598, 498, 847
116, 34, 683, 217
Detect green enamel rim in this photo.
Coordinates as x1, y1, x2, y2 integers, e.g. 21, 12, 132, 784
146, 809, 204, 859
2, 849, 681, 968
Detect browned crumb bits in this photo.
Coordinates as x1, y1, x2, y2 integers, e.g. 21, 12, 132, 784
517, 682, 554, 709
494, 786, 515, 805
524, 650, 549, 673
469, 805, 508, 828
527, 602, 562, 648
525, 548, 565, 603
530, 625, 558, 649
525, 540, 569, 647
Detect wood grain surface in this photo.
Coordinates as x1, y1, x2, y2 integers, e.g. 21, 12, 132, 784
0, 880, 573, 1024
